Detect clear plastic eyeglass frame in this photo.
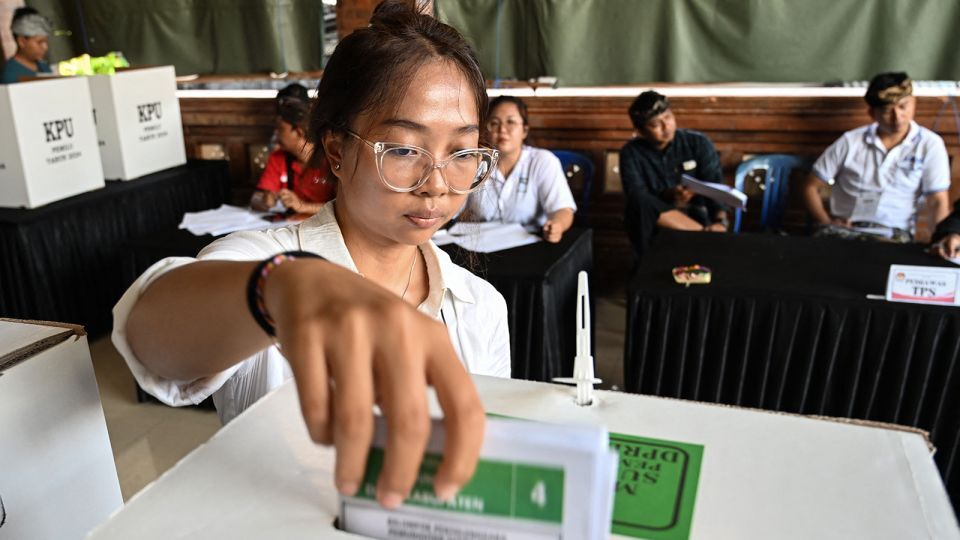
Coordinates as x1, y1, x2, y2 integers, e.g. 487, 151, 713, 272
346, 130, 499, 194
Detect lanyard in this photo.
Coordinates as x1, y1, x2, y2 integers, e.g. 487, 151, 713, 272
493, 161, 532, 222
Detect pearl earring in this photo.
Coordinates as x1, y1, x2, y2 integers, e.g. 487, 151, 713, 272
334, 163, 341, 170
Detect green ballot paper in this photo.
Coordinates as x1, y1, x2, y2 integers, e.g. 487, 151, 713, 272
339, 416, 618, 539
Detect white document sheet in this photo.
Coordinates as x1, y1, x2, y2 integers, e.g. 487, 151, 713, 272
440, 222, 541, 253
681, 174, 748, 209
179, 205, 293, 236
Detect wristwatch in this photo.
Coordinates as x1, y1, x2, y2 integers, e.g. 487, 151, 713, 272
715, 214, 730, 230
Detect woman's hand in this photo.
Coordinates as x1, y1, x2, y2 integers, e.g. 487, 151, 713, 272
265, 259, 485, 509
250, 190, 278, 212
278, 189, 304, 213
541, 208, 574, 243
542, 219, 562, 243
933, 233, 960, 259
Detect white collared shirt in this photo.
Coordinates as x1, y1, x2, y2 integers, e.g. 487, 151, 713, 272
812, 121, 950, 230
112, 202, 511, 424
465, 145, 577, 229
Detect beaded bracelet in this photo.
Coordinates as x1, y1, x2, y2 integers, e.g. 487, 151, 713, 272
246, 250, 324, 337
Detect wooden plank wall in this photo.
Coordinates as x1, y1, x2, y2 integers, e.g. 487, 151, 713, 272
179, 94, 960, 286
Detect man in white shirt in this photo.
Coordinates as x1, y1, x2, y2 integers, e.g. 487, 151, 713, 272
801, 72, 950, 242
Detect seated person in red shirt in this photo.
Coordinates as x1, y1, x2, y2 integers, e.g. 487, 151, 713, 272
250, 97, 335, 214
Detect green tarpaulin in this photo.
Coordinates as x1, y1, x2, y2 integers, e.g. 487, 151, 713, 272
22, 1, 960, 82
435, 0, 960, 85
27, 0, 325, 74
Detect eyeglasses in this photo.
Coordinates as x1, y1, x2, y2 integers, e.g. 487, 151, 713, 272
486, 118, 524, 132
346, 130, 499, 194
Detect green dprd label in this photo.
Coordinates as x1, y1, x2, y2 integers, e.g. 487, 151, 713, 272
610, 433, 703, 540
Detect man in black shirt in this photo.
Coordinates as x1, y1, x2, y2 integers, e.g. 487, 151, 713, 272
620, 91, 729, 255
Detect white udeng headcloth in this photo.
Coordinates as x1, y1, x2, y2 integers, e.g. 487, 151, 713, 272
11, 13, 53, 37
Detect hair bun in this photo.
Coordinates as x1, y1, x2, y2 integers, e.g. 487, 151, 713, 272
370, 0, 424, 27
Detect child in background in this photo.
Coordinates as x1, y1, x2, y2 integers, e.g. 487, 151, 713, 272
250, 91, 335, 215
2, 7, 54, 84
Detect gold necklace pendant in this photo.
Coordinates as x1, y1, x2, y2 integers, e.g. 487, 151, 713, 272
400, 248, 419, 300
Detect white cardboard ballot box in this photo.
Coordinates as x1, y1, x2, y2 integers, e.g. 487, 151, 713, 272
0, 77, 105, 208
86, 376, 960, 540
0, 319, 122, 540
88, 65, 187, 180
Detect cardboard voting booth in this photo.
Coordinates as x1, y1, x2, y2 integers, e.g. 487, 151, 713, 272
87, 65, 186, 180
0, 319, 122, 540
87, 376, 960, 539
0, 77, 105, 208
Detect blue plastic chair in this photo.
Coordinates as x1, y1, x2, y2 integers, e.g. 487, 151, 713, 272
550, 150, 595, 214
733, 154, 811, 232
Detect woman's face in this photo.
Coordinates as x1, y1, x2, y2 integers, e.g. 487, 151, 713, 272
331, 60, 480, 247
16, 35, 48, 63
485, 102, 527, 156
276, 118, 304, 155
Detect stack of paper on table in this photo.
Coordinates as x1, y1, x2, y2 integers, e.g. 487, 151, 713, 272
179, 204, 292, 236
681, 174, 748, 210
434, 222, 541, 253
86, 375, 959, 539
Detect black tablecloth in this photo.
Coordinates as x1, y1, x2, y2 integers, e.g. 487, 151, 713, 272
626, 230, 960, 512
124, 227, 594, 381
0, 160, 230, 337
442, 228, 594, 381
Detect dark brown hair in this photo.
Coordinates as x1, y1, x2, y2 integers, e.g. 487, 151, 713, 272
488, 95, 529, 126
864, 71, 911, 108
306, 0, 488, 168
628, 90, 671, 130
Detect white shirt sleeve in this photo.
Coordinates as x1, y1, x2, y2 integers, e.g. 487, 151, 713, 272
111, 230, 295, 407
812, 134, 849, 184
111, 256, 245, 406
534, 150, 578, 215
921, 136, 951, 194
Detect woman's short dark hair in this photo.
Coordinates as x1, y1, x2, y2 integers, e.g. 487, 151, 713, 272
306, 0, 487, 168
278, 99, 310, 130
488, 95, 529, 126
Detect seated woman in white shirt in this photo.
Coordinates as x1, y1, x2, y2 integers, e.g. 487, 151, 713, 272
113, 0, 507, 510
463, 96, 577, 243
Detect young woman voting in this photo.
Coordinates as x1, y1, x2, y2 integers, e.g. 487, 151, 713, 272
113, 0, 508, 511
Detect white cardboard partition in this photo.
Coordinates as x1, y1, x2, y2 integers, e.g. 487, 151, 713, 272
88, 66, 186, 180
0, 320, 122, 540
87, 376, 960, 540
0, 78, 105, 208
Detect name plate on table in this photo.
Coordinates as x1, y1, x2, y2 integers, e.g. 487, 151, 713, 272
885, 264, 960, 306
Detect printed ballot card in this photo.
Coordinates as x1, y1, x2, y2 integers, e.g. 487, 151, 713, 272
886, 264, 960, 306
340, 416, 618, 539
610, 433, 703, 540
341, 415, 704, 540
342, 451, 565, 539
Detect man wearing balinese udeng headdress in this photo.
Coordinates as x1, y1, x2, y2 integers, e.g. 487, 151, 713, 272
802, 72, 950, 243
2, 7, 54, 84
619, 90, 730, 257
